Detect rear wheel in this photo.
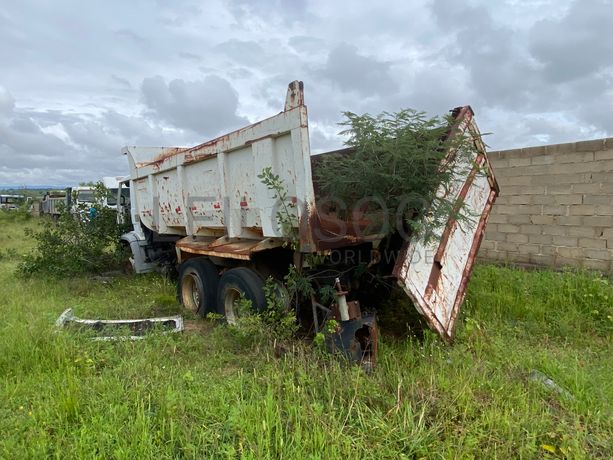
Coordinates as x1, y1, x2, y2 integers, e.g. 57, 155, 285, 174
177, 258, 219, 316
216, 268, 266, 324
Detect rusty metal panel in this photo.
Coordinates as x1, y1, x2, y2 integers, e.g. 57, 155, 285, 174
121, 81, 315, 244
393, 110, 498, 343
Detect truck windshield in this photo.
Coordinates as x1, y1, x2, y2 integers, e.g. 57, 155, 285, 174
78, 191, 95, 203
106, 189, 118, 206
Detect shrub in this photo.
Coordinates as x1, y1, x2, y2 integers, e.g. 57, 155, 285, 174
18, 183, 130, 277
314, 109, 483, 242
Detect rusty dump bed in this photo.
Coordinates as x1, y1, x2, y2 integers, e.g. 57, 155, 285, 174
122, 81, 498, 341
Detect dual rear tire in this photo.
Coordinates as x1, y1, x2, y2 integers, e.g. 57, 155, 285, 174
177, 259, 266, 324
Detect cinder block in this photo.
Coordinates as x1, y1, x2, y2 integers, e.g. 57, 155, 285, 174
599, 225, 613, 239
572, 183, 601, 194
541, 225, 567, 236
508, 214, 532, 224
516, 205, 543, 215
480, 240, 496, 250
531, 215, 554, 225
568, 226, 597, 237
557, 246, 584, 259
570, 204, 596, 216
490, 158, 510, 168
554, 162, 603, 175
584, 216, 613, 227
592, 160, 613, 172
530, 254, 554, 266
531, 155, 555, 165
495, 195, 511, 205
578, 238, 606, 249
505, 176, 533, 186
591, 172, 613, 183
494, 148, 522, 158
552, 236, 578, 247
546, 142, 575, 155
555, 216, 584, 226
506, 252, 531, 264
509, 195, 533, 205
537, 173, 589, 185
494, 205, 518, 215
498, 224, 520, 233
529, 234, 553, 245
486, 232, 507, 242
518, 244, 541, 254
584, 249, 611, 261
554, 194, 583, 205
487, 214, 508, 224
504, 185, 546, 195
583, 195, 612, 205
521, 146, 547, 156
542, 205, 568, 216
532, 195, 555, 205
553, 151, 594, 163
575, 139, 606, 152
547, 184, 573, 195
507, 233, 529, 244
498, 242, 519, 252
554, 255, 582, 268
594, 150, 613, 161
596, 205, 613, 216
519, 224, 542, 235
487, 250, 507, 261
583, 258, 611, 272
508, 157, 531, 167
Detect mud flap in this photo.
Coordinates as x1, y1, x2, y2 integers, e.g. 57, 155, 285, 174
324, 314, 378, 371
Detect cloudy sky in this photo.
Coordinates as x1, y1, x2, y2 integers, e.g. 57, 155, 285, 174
1, 0, 612, 186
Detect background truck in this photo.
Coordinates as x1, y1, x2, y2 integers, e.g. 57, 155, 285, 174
0, 194, 29, 210
41, 189, 72, 218
119, 81, 498, 363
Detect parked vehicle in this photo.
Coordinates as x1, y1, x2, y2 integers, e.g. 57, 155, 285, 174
119, 81, 498, 364
41, 189, 72, 218
0, 194, 28, 210
102, 176, 130, 211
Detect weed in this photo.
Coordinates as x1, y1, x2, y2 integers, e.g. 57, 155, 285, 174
0, 218, 611, 458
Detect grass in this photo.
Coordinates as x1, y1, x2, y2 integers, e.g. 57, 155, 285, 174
0, 214, 611, 458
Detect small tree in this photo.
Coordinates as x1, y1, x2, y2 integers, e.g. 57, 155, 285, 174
18, 182, 130, 277
315, 109, 481, 242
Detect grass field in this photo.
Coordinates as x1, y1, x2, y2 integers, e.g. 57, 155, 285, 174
0, 214, 611, 458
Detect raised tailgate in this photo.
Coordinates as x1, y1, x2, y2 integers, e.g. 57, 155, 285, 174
393, 107, 498, 343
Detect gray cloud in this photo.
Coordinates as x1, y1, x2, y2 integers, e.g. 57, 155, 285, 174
318, 43, 399, 97
140, 75, 248, 137
529, 0, 613, 83
0, 0, 612, 186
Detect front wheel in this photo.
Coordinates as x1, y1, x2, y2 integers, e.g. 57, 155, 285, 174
216, 268, 266, 324
177, 258, 219, 316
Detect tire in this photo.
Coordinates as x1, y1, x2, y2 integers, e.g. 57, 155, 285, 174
216, 268, 266, 324
177, 258, 219, 316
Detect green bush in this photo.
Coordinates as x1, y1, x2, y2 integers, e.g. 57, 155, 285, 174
18, 183, 130, 277
315, 109, 483, 241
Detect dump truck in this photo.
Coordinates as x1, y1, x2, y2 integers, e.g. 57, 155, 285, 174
119, 81, 498, 364
41, 189, 72, 218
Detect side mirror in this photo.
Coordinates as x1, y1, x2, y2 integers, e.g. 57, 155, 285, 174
120, 195, 126, 205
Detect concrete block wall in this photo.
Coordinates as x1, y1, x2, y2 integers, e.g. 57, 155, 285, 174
480, 137, 613, 272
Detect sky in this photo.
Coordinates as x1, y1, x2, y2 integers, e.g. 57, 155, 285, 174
1, 0, 612, 186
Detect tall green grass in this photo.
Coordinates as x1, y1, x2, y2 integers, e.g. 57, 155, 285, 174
0, 217, 611, 458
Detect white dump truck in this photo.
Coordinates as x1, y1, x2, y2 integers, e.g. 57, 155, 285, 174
119, 81, 498, 363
